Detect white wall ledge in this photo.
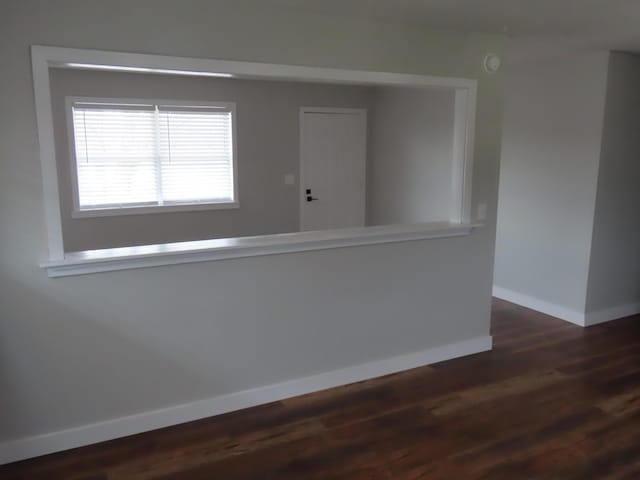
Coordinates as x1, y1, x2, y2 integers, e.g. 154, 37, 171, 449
44, 222, 477, 277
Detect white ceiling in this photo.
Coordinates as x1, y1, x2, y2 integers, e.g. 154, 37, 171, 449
268, 0, 640, 52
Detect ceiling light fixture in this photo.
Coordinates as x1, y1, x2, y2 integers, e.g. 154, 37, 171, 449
483, 54, 501, 74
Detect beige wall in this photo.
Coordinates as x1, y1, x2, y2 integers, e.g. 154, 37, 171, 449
368, 86, 455, 225
0, 0, 505, 456
50, 69, 374, 251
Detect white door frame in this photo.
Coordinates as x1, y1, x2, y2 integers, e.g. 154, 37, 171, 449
299, 107, 367, 231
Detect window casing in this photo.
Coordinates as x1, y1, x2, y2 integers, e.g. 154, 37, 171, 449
32, 47, 477, 265
66, 97, 238, 217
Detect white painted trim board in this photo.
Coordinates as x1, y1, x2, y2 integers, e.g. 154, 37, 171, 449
0, 334, 491, 465
492, 286, 586, 326
44, 223, 477, 277
493, 286, 640, 327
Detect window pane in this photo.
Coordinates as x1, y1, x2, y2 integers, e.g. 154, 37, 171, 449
73, 107, 158, 207
157, 109, 234, 203
71, 102, 236, 211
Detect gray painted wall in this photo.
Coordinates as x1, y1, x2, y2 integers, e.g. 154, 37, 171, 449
368, 87, 455, 225
494, 45, 609, 313
586, 52, 640, 314
0, 0, 504, 448
50, 69, 373, 251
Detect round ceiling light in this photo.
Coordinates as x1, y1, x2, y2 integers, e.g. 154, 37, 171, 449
484, 54, 502, 73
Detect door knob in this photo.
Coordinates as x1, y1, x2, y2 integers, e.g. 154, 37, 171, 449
305, 188, 318, 202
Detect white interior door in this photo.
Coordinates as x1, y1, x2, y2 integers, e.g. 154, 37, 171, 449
300, 108, 367, 231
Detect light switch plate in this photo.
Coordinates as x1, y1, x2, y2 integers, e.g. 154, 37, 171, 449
284, 173, 295, 185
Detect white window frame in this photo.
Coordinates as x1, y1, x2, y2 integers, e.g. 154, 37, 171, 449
31, 45, 478, 274
65, 96, 239, 218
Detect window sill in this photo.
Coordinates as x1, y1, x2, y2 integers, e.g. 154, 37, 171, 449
71, 201, 240, 218
43, 222, 479, 278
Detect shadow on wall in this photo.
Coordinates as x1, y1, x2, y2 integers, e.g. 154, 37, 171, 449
0, 275, 217, 443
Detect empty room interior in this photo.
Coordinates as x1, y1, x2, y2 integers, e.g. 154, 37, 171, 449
1, 1, 639, 478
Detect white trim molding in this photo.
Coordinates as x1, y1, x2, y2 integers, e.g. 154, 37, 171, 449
493, 286, 640, 327
0, 334, 492, 465
31, 45, 478, 264
492, 286, 586, 326
44, 222, 477, 277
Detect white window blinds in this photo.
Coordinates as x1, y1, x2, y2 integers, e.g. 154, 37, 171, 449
71, 101, 235, 211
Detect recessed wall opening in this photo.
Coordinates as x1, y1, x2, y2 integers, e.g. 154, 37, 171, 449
32, 47, 477, 274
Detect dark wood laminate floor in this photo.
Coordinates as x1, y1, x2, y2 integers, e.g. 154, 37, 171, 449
3, 298, 640, 479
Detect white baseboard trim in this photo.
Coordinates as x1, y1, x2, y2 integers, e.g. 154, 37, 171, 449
585, 302, 640, 327
493, 286, 640, 329
492, 286, 586, 326
0, 335, 492, 465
